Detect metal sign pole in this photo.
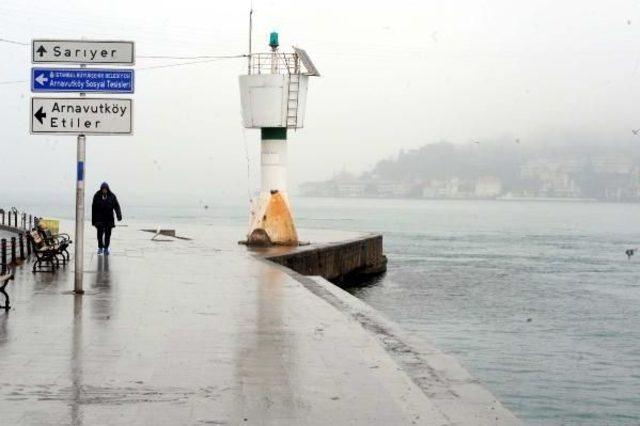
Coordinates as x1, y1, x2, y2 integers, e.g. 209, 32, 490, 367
74, 134, 86, 294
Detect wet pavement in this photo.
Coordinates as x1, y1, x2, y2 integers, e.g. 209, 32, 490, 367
0, 221, 517, 425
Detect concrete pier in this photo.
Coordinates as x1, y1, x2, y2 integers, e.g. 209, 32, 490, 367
265, 234, 387, 284
0, 221, 518, 425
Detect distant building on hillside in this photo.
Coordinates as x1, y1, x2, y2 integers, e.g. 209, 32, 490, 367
421, 178, 475, 198
421, 179, 448, 198
299, 181, 336, 197
372, 181, 413, 198
520, 159, 582, 198
592, 155, 633, 175
474, 176, 502, 198
336, 181, 367, 198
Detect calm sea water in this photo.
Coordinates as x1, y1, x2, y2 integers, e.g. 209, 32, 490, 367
294, 198, 640, 425
12, 197, 640, 424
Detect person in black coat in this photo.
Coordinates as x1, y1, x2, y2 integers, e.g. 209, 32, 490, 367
91, 182, 122, 255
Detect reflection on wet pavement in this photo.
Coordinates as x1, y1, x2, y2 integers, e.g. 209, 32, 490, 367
0, 221, 477, 425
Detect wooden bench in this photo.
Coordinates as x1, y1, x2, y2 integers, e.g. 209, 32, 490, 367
27, 231, 62, 273
0, 266, 13, 310
39, 228, 72, 264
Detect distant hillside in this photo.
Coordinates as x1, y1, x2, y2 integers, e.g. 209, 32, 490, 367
300, 141, 640, 202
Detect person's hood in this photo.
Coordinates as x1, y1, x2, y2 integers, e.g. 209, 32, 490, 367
100, 182, 110, 192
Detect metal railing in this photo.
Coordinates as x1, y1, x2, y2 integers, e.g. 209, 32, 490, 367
0, 208, 37, 232
249, 52, 300, 75
0, 208, 39, 274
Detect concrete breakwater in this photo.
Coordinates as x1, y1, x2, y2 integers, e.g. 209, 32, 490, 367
265, 234, 388, 284
262, 233, 520, 424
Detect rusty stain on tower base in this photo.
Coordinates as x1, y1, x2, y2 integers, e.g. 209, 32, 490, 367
246, 191, 299, 247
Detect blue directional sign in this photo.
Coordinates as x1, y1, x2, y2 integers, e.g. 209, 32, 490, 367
31, 68, 134, 94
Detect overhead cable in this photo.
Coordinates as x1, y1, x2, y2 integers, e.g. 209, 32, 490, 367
138, 54, 247, 60
0, 38, 28, 46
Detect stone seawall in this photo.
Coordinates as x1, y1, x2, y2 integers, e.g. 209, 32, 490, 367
265, 234, 387, 284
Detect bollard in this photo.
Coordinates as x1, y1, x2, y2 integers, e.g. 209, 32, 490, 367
10, 237, 16, 265
1, 239, 6, 274
19, 234, 25, 260
11, 237, 16, 265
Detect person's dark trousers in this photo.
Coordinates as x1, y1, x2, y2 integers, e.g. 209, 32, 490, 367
97, 226, 112, 249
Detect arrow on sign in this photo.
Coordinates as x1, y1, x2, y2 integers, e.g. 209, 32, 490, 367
34, 107, 46, 124
36, 45, 47, 57
34, 73, 49, 86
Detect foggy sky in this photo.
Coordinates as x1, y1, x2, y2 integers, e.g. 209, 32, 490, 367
1, 0, 640, 207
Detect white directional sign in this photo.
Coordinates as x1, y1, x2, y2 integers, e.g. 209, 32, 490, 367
31, 98, 133, 135
32, 40, 135, 65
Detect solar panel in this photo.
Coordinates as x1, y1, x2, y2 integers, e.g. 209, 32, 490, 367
293, 47, 320, 76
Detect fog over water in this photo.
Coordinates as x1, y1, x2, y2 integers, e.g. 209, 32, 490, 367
2, 0, 640, 208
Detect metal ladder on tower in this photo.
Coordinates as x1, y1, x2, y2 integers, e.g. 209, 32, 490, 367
286, 73, 300, 129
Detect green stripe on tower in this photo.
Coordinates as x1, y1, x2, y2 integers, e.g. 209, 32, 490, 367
261, 127, 287, 140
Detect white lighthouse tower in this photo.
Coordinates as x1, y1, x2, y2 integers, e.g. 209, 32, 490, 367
239, 32, 320, 246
